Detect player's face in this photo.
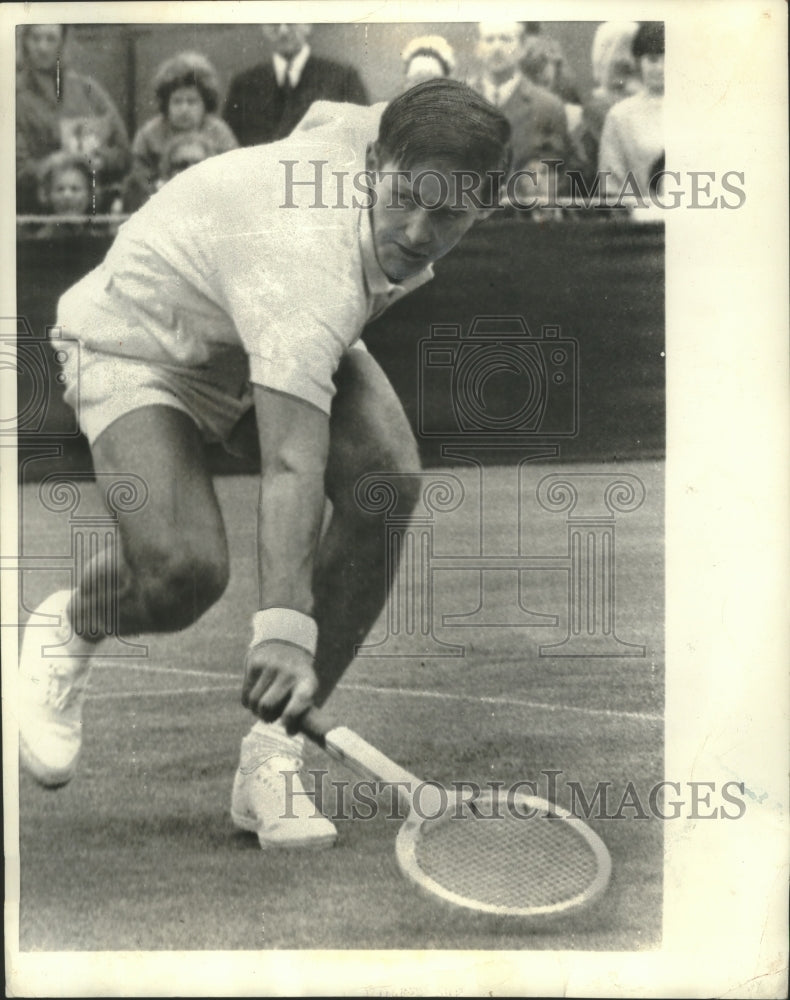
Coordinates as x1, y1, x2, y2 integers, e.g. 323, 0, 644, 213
261, 24, 312, 60
476, 23, 525, 77
24, 25, 65, 73
366, 147, 494, 282
50, 168, 91, 214
640, 53, 664, 95
168, 86, 205, 131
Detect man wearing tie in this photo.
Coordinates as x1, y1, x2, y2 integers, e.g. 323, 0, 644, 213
224, 24, 368, 147
469, 22, 570, 177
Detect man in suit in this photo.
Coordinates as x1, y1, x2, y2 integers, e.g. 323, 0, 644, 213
470, 22, 571, 180
224, 24, 368, 146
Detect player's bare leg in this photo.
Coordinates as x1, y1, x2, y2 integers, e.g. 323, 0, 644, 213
19, 406, 230, 787
314, 350, 421, 704
233, 351, 421, 847
70, 406, 230, 636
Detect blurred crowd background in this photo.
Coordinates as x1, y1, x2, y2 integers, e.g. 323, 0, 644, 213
16, 20, 665, 230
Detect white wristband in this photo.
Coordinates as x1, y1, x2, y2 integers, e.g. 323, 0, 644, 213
250, 608, 318, 656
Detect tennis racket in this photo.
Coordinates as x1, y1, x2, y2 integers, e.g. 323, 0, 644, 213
300, 707, 611, 923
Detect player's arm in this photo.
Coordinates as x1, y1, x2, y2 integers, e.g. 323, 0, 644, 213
241, 384, 330, 729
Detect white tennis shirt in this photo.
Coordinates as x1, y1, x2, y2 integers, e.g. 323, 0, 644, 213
57, 102, 434, 414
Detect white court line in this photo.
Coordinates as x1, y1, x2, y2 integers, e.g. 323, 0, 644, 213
89, 683, 236, 701
344, 683, 663, 724
90, 661, 662, 723
92, 662, 225, 680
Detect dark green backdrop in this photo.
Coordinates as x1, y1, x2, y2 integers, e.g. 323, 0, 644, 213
16, 217, 663, 476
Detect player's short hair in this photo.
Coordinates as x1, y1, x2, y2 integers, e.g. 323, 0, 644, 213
632, 22, 664, 59
153, 51, 221, 115
377, 79, 511, 192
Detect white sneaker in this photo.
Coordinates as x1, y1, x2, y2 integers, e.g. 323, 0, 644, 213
18, 590, 95, 788
231, 727, 337, 850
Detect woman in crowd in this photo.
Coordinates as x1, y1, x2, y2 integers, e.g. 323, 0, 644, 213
126, 51, 237, 208
401, 36, 455, 91
598, 22, 664, 202
16, 24, 131, 213
572, 21, 640, 185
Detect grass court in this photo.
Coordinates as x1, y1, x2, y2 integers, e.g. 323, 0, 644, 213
16, 459, 663, 952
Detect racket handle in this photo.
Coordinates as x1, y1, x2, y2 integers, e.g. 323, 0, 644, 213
298, 709, 419, 792
299, 707, 332, 747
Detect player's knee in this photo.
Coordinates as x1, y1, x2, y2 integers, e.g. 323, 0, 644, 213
141, 549, 229, 631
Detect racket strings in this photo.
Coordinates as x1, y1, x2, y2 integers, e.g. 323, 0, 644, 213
413, 804, 601, 910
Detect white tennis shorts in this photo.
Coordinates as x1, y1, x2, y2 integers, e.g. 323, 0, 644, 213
59, 342, 254, 446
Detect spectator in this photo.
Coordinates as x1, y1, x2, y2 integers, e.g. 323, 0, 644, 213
224, 24, 368, 146
598, 22, 664, 202
468, 22, 571, 177
401, 35, 455, 91
159, 132, 216, 181
128, 51, 238, 205
123, 130, 220, 212
35, 150, 93, 238
572, 22, 640, 186
521, 34, 582, 132
16, 24, 130, 213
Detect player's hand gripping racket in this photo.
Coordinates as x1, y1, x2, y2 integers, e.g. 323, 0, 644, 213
300, 708, 611, 922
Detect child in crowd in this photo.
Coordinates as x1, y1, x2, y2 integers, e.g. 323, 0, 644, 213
35, 150, 94, 238
16, 24, 131, 213
123, 130, 218, 211
159, 132, 215, 182
126, 51, 237, 209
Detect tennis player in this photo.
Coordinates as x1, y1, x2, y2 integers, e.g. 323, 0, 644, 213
19, 80, 510, 849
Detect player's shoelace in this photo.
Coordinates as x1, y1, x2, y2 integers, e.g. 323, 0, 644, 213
36, 662, 90, 715
239, 752, 302, 778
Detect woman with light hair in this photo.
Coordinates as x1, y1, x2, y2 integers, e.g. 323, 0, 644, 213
572, 22, 640, 184
591, 22, 640, 104
401, 35, 456, 90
